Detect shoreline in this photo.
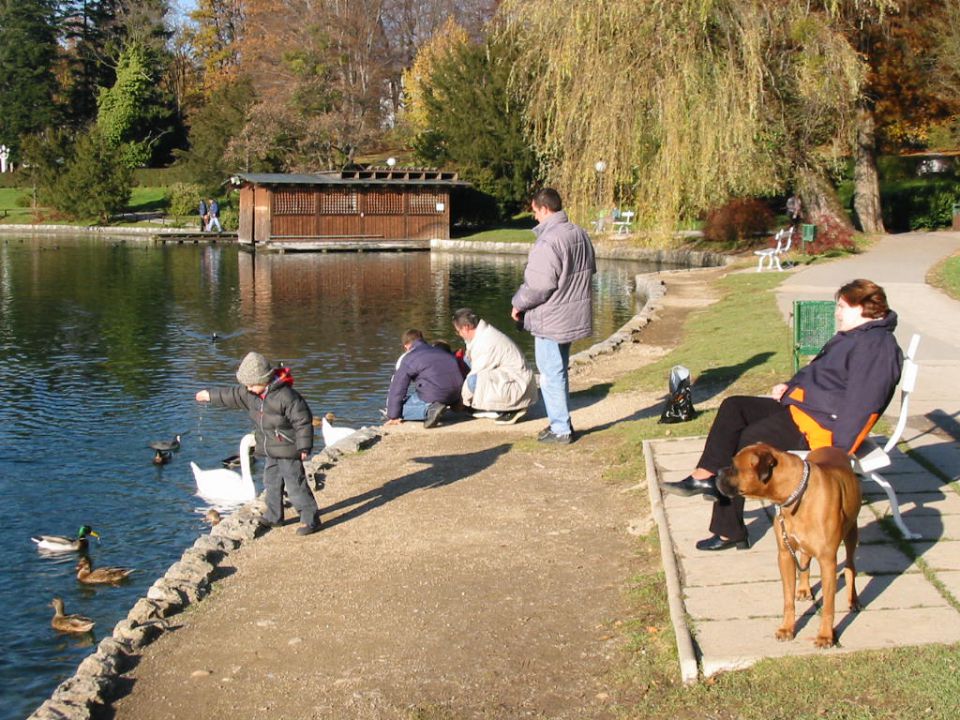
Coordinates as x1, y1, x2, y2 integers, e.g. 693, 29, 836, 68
27, 253, 702, 719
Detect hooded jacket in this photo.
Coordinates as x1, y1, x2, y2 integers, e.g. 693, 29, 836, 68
781, 311, 903, 453
208, 369, 313, 459
511, 210, 596, 343
386, 339, 463, 419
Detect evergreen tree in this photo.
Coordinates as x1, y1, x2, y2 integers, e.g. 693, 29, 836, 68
59, 0, 121, 130
54, 127, 132, 222
0, 0, 59, 156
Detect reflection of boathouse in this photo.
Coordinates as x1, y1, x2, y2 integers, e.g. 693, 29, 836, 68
231, 169, 468, 251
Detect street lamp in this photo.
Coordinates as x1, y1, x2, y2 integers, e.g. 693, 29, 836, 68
386, 157, 396, 168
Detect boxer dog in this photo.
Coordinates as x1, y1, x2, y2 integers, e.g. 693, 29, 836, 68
716, 443, 861, 648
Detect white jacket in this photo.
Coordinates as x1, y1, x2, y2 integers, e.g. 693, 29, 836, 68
461, 320, 538, 411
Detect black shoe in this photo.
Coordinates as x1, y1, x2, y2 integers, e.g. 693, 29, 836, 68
695, 534, 749, 551
538, 430, 572, 445
661, 475, 720, 501
495, 408, 527, 425
259, 516, 282, 528
424, 402, 446, 429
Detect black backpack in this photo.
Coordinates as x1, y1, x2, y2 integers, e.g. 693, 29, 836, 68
659, 365, 696, 424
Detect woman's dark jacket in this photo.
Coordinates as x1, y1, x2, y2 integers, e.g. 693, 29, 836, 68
208, 373, 313, 459
386, 339, 463, 419
781, 311, 903, 453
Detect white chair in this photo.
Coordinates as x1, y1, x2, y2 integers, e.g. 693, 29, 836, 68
614, 211, 635, 235
754, 226, 793, 272
851, 333, 922, 539
790, 334, 922, 539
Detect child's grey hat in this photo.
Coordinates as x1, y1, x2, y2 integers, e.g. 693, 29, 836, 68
236, 352, 273, 385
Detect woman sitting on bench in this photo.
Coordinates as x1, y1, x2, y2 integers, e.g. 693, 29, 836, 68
661, 279, 903, 551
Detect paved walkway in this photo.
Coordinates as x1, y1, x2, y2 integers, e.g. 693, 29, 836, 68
649, 231, 960, 680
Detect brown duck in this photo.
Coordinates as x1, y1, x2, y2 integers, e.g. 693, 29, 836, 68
50, 597, 95, 634
75, 556, 134, 585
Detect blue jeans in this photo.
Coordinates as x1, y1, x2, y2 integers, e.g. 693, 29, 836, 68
535, 337, 572, 435
402, 389, 430, 421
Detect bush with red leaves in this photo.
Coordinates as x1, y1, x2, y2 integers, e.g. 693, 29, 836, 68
702, 198, 775, 245
805, 213, 856, 255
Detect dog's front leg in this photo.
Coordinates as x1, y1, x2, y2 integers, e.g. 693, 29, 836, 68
775, 547, 797, 641
814, 554, 839, 648
796, 552, 813, 601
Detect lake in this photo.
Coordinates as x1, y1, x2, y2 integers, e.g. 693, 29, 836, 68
0, 236, 666, 718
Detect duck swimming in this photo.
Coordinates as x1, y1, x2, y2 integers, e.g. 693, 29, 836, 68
31, 525, 99, 553
50, 598, 95, 634
148, 434, 183, 452
75, 556, 134, 585
152, 449, 173, 465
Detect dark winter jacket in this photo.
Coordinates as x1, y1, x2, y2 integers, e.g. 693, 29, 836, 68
208, 370, 313, 459
511, 210, 596, 343
781, 311, 903, 453
386, 339, 463, 419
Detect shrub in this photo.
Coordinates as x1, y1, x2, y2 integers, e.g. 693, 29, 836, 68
164, 182, 205, 217
52, 129, 132, 223
219, 207, 238, 231
880, 178, 960, 231
806, 213, 855, 255
702, 198, 774, 245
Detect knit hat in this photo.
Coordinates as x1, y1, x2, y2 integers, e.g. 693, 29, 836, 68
236, 352, 274, 386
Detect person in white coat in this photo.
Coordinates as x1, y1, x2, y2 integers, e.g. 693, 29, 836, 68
453, 308, 538, 424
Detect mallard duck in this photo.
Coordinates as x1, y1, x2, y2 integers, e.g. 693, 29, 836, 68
319, 412, 357, 447
148, 434, 183, 452
152, 449, 173, 465
75, 556, 134, 585
50, 598, 95, 634
204, 508, 222, 526
31, 525, 99, 553
192, 433, 256, 505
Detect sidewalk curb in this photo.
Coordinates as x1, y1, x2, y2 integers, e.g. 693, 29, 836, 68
643, 439, 700, 684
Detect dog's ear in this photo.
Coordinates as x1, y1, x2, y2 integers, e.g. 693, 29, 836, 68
755, 448, 778, 484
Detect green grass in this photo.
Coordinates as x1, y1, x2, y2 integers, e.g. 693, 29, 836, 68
595, 270, 960, 718
127, 186, 167, 213
451, 227, 533, 243
0, 187, 34, 223
929, 252, 960, 302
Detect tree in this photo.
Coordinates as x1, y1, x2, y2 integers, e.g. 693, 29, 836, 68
58, 0, 122, 130
0, 0, 59, 156
498, 0, 895, 234
400, 17, 470, 138
96, 41, 173, 167
414, 31, 539, 217
54, 128, 132, 222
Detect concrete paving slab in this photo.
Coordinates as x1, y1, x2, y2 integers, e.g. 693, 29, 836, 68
910, 540, 960, 571
867, 491, 960, 517
931, 570, 960, 601
861, 472, 947, 494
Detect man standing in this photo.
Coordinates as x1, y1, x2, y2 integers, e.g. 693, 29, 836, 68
453, 308, 538, 425
206, 197, 222, 232
198, 197, 208, 232
511, 188, 596, 444
385, 329, 463, 429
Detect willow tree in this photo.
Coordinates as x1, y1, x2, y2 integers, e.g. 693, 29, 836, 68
498, 0, 894, 235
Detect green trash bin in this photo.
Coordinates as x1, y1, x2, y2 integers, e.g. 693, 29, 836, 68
793, 300, 835, 372
801, 223, 816, 250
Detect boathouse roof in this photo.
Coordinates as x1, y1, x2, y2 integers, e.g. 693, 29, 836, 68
230, 168, 469, 188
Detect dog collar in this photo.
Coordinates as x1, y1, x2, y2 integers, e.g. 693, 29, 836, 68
779, 460, 811, 509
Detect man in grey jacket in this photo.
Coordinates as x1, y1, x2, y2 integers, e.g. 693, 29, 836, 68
511, 188, 596, 444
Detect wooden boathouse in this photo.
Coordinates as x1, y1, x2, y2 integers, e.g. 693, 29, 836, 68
231, 168, 468, 251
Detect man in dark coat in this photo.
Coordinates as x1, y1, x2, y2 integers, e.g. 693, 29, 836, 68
385, 329, 463, 429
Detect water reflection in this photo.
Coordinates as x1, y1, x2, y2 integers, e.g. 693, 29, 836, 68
0, 236, 667, 720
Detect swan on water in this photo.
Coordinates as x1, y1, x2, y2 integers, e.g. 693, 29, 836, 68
191, 433, 257, 505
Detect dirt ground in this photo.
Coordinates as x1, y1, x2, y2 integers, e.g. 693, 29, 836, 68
110, 268, 725, 720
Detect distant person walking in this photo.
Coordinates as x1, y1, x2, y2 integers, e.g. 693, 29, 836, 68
511, 187, 596, 444
205, 198, 222, 232
198, 198, 208, 232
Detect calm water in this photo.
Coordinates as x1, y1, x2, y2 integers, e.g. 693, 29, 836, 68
0, 236, 663, 717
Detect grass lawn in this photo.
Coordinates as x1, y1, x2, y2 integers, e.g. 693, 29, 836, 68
0, 187, 35, 223
597, 270, 960, 719
929, 252, 960, 302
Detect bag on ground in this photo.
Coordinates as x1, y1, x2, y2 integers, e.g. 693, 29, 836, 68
658, 365, 696, 424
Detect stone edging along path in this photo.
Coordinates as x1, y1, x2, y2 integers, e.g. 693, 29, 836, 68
27, 245, 725, 720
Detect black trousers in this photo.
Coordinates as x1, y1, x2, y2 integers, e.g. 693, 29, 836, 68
698, 396, 808, 541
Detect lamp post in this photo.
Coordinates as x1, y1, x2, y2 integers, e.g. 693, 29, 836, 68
594, 160, 606, 230
386, 157, 396, 168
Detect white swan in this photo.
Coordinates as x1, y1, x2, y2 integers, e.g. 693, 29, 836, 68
191, 433, 257, 505
321, 413, 357, 447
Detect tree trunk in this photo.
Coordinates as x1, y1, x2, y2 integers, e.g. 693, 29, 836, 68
852, 105, 886, 234
796, 167, 853, 230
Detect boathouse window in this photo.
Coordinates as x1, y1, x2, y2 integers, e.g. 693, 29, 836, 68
366, 190, 404, 215
273, 190, 316, 215
319, 190, 359, 214
409, 192, 444, 214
